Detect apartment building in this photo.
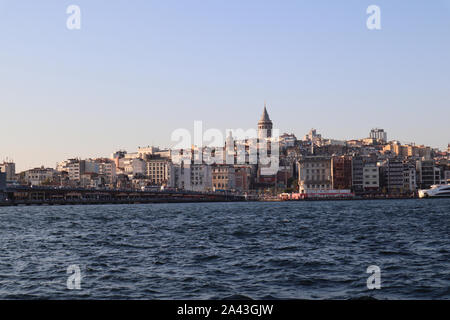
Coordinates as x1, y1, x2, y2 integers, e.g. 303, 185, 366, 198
362, 162, 380, 191
212, 165, 236, 191
331, 156, 352, 190
351, 156, 364, 193
146, 158, 171, 186
297, 156, 332, 193
403, 163, 417, 192
23, 167, 55, 186
416, 160, 439, 188
381, 159, 404, 193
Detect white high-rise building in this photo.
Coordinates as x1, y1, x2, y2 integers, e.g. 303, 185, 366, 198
369, 128, 387, 142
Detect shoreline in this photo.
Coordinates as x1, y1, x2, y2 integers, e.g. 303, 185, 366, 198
0, 196, 442, 208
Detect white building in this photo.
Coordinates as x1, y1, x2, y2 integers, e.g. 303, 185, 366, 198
171, 163, 213, 192
24, 167, 55, 186
363, 163, 379, 190
67, 160, 85, 182
369, 128, 387, 143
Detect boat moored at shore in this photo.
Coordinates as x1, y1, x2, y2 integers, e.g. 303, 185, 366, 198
418, 184, 450, 198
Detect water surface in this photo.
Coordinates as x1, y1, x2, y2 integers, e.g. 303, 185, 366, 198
0, 199, 449, 299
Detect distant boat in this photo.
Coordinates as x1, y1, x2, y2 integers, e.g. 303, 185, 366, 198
418, 184, 450, 198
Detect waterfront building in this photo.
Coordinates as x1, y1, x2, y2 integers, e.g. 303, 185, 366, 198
331, 156, 352, 190
234, 165, 254, 191
297, 156, 332, 193
67, 160, 85, 182
23, 167, 55, 186
212, 165, 236, 191
380, 159, 404, 194
96, 159, 117, 185
416, 159, 439, 189
351, 156, 364, 194
276, 160, 294, 189
362, 162, 380, 191
171, 163, 213, 192
403, 163, 417, 192
146, 157, 172, 186
0, 162, 16, 181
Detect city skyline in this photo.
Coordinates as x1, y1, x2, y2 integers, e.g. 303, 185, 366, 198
2, 104, 449, 172
1, 1, 450, 171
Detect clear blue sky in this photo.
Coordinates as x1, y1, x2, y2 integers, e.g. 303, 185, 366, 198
1, 0, 449, 171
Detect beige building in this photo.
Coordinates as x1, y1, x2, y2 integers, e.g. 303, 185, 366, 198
383, 143, 431, 159
212, 165, 236, 191
146, 158, 171, 185
297, 156, 332, 192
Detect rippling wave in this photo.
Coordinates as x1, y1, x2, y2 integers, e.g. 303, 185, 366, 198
0, 199, 449, 299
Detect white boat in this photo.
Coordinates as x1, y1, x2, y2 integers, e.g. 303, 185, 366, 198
418, 184, 450, 198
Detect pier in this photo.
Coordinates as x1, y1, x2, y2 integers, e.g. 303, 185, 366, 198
0, 186, 246, 206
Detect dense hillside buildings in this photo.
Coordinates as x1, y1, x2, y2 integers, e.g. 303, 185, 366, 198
5, 104, 449, 196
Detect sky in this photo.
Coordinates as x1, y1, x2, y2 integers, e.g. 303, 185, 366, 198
0, 0, 449, 171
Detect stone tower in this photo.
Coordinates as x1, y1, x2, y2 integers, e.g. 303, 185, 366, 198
258, 103, 273, 139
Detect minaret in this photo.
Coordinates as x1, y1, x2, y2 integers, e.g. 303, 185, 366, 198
258, 103, 273, 139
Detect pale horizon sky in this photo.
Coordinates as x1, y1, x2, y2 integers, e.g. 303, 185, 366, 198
1, 0, 449, 171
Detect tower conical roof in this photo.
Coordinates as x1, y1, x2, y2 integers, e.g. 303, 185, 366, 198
259, 105, 271, 122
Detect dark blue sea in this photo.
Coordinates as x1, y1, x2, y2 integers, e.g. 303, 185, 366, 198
0, 199, 449, 299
